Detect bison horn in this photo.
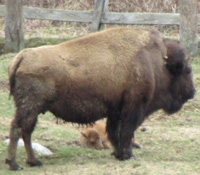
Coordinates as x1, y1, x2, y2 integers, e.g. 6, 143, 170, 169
163, 55, 168, 60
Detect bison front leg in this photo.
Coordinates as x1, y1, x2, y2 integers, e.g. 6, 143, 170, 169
107, 107, 143, 160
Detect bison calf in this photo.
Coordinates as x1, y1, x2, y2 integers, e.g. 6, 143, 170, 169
6, 27, 195, 170
80, 122, 141, 150
80, 122, 111, 149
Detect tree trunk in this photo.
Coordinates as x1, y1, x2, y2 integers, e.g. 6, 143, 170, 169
5, 0, 24, 53
179, 0, 198, 57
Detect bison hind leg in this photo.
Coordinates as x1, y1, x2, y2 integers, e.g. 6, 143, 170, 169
6, 79, 47, 170
22, 119, 42, 167
5, 118, 23, 170
19, 104, 43, 167
6, 107, 42, 170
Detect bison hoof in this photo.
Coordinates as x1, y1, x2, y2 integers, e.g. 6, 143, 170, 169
26, 159, 43, 167
5, 159, 23, 171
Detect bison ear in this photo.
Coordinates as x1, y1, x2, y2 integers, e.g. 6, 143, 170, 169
164, 41, 186, 76
86, 123, 95, 128
81, 132, 88, 138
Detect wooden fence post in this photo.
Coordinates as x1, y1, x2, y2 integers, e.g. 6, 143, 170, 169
5, 0, 24, 53
91, 0, 106, 32
99, 0, 109, 30
179, 0, 198, 57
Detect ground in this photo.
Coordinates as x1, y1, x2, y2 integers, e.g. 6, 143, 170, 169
0, 48, 200, 175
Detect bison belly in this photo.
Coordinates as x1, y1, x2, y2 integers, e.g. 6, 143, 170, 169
48, 95, 108, 124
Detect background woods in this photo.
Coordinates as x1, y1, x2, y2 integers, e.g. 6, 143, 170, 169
0, 0, 199, 56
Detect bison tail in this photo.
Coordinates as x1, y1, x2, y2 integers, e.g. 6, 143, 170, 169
8, 54, 24, 97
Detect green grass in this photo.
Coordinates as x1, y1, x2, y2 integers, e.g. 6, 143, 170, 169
0, 37, 73, 56
0, 53, 200, 175
25, 37, 72, 49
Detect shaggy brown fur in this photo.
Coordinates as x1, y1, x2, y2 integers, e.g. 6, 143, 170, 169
6, 27, 195, 170
80, 122, 140, 150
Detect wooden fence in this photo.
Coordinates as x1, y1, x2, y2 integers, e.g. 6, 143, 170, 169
0, 0, 198, 56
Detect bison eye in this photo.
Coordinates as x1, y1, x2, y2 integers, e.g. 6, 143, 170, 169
166, 62, 184, 76
90, 141, 96, 145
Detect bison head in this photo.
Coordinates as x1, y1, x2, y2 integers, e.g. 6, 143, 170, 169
163, 41, 195, 114
81, 128, 103, 149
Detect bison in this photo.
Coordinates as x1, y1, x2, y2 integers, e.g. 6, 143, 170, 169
80, 122, 111, 150
5, 27, 195, 170
80, 122, 140, 150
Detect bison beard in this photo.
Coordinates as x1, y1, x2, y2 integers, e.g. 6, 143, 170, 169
5, 27, 195, 170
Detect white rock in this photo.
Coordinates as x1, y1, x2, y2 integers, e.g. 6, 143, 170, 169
4, 139, 53, 156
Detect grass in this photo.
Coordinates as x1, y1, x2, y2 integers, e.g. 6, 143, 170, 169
0, 50, 200, 175
0, 37, 73, 55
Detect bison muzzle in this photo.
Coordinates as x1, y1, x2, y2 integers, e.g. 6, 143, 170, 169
5, 27, 195, 170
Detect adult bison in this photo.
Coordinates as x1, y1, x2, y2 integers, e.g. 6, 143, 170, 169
5, 27, 195, 170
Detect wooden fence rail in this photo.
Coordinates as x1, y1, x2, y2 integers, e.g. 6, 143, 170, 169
0, 5, 193, 25
0, 0, 198, 56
